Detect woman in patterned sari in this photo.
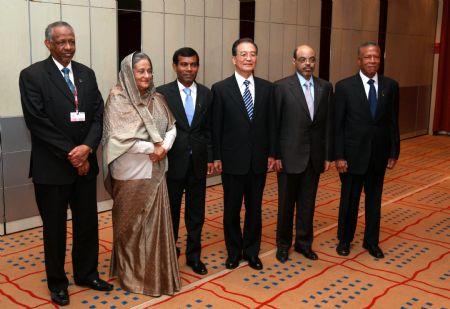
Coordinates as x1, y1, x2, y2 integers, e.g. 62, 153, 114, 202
102, 52, 180, 296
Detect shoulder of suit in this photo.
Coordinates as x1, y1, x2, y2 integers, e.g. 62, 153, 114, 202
254, 76, 273, 86
71, 60, 94, 75
196, 82, 212, 93
274, 75, 294, 86
380, 75, 398, 86
20, 59, 47, 76
336, 75, 357, 87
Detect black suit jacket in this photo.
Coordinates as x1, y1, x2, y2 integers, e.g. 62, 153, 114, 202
19, 56, 104, 185
212, 75, 276, 175
157, 80, 213, 179
334, 73, 400, 175
275, 75, 334, 174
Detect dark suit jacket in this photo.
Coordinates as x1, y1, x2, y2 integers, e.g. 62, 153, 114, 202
212, 75, 276, 175
157, 80, 213, 180
19, 56, 104, 185
275, 74, 334, 174
334, 73, 400, 175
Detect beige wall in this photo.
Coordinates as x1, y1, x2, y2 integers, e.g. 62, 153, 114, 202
0, 0, 117, 118
329, 0, 380, 85
254, 0, 321, 82
142, 0, 240, 88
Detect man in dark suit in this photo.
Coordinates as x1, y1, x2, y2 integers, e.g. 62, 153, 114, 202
335, 41, 400, 259
157, 47, 213, 276
274, 45, 334, 263
19, 21, 112, 306
212, 38, 276, 270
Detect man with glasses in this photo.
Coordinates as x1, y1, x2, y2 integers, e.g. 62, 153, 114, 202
274, 45, 334, 263
212, 38, 276, 270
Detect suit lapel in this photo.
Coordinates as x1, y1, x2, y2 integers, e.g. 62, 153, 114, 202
44, 57, 74, 103
191, 85, 204, 128
312, 77, 322, 122
288, 75, 312, 122
228, 76, 252, 123
353, 74, 372, 117
72, 62, 86, 110
375, 75, 386, 120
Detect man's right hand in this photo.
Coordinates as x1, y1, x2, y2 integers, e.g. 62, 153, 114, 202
275, 160, 283, 172
335, 159, 348, 173
214, 160, 222, 173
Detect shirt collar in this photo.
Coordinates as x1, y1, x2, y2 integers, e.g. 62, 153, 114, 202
359, 70, 378, 85
177, 80, 197, 94
52, 57, 72, 73
235, 71, 254, 86
296, 72, 314, 88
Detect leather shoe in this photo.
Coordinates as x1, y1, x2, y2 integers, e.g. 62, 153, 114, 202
225, 256, 241, 269
363, 244, 384, 259
78, 278, 113, 291
187, 260, 208, 275
294, 246, 318, 260
244, 255, 263, 270
336, 242, 350, 256
276, 248, 289, 263
50, 289, 69, 306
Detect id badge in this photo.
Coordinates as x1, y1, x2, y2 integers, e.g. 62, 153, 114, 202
70, 112, 86, 122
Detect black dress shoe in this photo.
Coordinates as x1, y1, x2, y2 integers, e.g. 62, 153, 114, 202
50, 289, 69, 306
244, 255, 263, 270
79, 278, 114, 291
336, 242, 350, 256
294, 246, 318, 260
276, 248, 289, 263
187, 260, 208, 275
225, 256, 241, 269
363, 244, 385, 259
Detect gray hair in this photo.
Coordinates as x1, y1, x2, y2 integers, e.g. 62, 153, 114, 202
132, 52, 152, 68
357, 41, 379, 56
45, 21, 74, 41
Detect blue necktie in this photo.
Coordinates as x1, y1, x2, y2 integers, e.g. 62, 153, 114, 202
368, 79, 377, 118
243, 80, 253, 120
61, 67, 76, 95
183, 87, 194, 126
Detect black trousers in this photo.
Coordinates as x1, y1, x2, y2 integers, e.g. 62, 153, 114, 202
337, 166, 386, 246
221, 171, 267, 258
34, 177, 99, 292
167, 157, 206, 262
276, 161, 320, 250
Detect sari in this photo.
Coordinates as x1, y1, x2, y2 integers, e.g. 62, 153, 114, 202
102, 53, 180, 296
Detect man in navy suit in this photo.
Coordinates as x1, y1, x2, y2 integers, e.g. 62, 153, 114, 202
157, 47, 213, 275
334, 41, 400, 259
212, 38, 276, 270
19, 21, 112, 306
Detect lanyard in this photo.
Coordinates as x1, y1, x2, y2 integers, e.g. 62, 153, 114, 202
74, 87, 79, 113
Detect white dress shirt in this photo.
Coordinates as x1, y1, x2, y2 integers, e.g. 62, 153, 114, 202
359, 70, 379, 99
53, 57, 75, 86
297, 72, 315, 101
235, 71, 255, 105
110, 127, 177, 180
177, 80, 197, 109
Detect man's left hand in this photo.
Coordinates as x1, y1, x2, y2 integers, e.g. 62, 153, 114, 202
387, 158, 397, 169
77, 160, 90, 176
68, 145, 91, 167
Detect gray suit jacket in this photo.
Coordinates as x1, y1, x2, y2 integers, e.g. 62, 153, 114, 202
274, 74, 334, 174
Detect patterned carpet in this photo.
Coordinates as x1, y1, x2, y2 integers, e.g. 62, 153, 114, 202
0, 135, 449, 308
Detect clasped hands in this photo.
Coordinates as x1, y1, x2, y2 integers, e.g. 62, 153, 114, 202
149, 143, 167, 163
68, 144, 92, 176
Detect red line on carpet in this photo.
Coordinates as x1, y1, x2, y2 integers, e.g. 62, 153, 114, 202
209, 281, 263, 304
364, 251, 450, 308
0, 287, 33, 308
198, 286, 252, 308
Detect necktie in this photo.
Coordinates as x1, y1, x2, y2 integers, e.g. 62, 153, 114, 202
243, 80, 253, 120
61, 67, 75, 94
304, 81, 314, 119
368, 79, 377, 118
183, 87, 195, 126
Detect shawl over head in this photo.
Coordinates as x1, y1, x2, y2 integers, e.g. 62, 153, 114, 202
102, 52, 172, 193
